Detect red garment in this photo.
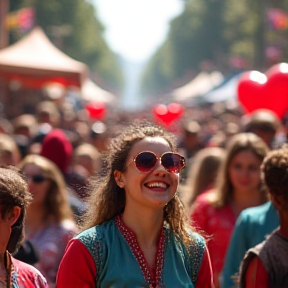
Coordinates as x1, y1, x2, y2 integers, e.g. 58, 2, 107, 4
56, 238, 214, 288
41, 129, 72, 173
245, 256, 269, 288
191, 194, 236, 287
5, 252, 48, 288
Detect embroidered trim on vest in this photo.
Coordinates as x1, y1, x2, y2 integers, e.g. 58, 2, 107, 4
78, 227, 103, 278
171, 230, 205, 284
115, 215, 165, 288
188, 234, 205, 284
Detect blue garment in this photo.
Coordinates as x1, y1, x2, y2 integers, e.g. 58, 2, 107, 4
76, 217, 205, 288
221, 202, 279, 288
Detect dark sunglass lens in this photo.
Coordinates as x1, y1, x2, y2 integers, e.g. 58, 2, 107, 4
135, 152, 157, 172
32, 175, 45, 183
162, 153, 185, 173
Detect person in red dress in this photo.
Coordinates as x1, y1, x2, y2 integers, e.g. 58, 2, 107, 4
190, 133, 269, 288
0, 165, 48, 288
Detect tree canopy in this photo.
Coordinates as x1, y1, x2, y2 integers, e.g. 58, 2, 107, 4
9, 0, 124, 91
141, 0, 288, 98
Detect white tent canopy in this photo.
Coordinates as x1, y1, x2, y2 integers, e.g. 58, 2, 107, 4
0, 26, 87, 88
171, 71, 224, 102
81, 78, 117, 105
197, 72, 245, 104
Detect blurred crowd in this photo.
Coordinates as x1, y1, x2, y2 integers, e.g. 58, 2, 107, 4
1, 93, 288, 287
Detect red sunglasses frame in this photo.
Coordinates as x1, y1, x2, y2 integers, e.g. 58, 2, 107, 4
132, 151, 185, 173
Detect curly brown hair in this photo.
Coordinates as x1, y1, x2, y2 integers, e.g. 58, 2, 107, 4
82, 121, 194, 244
261, 146, 288, 208
0, 165, 32, 253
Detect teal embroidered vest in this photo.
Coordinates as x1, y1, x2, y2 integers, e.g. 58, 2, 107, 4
76, 218, 205, 288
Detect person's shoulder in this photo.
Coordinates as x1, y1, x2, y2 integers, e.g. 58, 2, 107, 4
196, 189, 215, 203
76, 219, 115, 241
192, 190, 217, 213
12, 256, 39, 272
186, 229, 206, 250
261, 229, 285, 247
165, 224, 205, 247
73, 220, 117, 263
239, 202, 272, 221
194, 191, 211, 206
11, 257, 48, 287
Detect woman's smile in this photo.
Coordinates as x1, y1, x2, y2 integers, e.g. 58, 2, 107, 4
144, 180, 170, 192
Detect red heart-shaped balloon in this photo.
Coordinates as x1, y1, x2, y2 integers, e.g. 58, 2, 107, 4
237, 63, 288, 119
86, 102, 106, 120
153, 103, 184, 126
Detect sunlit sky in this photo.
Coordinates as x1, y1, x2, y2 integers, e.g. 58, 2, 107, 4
91, 0, 184, 62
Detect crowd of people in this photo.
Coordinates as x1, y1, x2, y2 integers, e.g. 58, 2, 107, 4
0, 94, 288, 287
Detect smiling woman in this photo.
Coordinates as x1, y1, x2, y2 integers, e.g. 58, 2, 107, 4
56, 121, 214, 288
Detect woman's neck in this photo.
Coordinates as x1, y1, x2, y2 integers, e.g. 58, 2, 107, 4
231, 189, 265, 217
122, 207, 164, 249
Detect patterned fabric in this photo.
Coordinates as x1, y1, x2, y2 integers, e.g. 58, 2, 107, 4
26, 220, 77, 286
187, 231, 205, 284
3, 252, 48, 288
77, 215, 205, 288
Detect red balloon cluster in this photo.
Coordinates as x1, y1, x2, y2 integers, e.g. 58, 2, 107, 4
153, 103, 184, 126
86, 102, 106, 120
237, 63, 288, 119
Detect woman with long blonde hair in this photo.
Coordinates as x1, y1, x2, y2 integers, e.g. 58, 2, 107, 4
191, 133, 269, 288
18, 154, 78, 287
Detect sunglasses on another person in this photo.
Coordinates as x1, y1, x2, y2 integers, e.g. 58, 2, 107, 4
26, 174, 47, 183
133, 151, 185, 173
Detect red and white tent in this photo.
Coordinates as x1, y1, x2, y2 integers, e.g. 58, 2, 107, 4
0, 26, 87, 88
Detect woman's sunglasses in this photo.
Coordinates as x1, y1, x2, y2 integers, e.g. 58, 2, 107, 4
26, 174, 46, 183
133, 151, 185, 173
